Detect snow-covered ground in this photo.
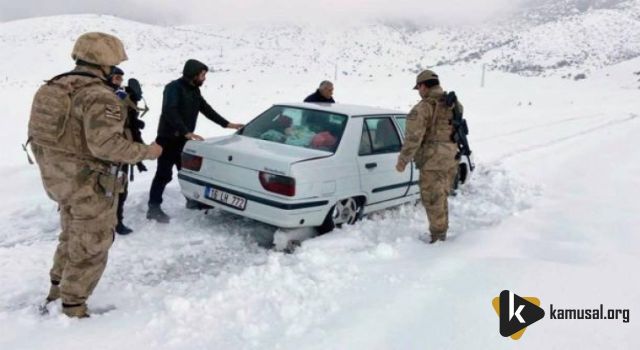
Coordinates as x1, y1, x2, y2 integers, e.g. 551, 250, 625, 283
0, 13, 639, 350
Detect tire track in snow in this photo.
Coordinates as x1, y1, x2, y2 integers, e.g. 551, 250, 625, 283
493, 113, 639, 161
474, 113, 605, 142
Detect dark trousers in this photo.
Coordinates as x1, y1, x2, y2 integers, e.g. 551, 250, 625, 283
148, 136, 187, 206
117, 184, 128, 224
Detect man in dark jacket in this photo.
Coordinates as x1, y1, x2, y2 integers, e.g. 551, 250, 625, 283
304, 80, 335, 103
147, 59, 243, 223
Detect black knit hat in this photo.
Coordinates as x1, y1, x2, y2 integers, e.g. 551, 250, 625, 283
111, 66, 124, 76
183, 59, 209, 79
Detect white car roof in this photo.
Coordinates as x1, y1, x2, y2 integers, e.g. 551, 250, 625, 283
275, 102, 406, 117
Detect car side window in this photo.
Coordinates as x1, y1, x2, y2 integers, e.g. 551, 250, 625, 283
359, 117, 401, 155
359, 122, 373, 155
395, 116, 407, 135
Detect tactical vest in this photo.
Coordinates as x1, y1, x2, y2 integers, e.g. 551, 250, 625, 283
415, 96, 458, 170
28, 72, 103, 158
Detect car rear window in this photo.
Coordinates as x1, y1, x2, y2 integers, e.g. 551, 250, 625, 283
239, 106, 348, 153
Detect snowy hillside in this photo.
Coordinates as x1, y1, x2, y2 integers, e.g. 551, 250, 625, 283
489, 0, 640, 75
0, 11, 639, 350
2, 3, 640, 82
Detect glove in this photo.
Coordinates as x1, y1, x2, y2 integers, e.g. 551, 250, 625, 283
134, 119, 146, 130
136, 162, 148, 173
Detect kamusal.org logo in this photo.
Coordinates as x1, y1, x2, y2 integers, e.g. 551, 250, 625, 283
493, 290, 632, 341
550, 304, 630, 323
492, 290, 545, 340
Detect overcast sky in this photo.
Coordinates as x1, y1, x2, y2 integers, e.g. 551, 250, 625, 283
0, 0, 528, 25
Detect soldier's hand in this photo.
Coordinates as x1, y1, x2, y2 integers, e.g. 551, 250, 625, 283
146, 142, 163, 160
395, 160, 407, 172
227, 123, 244, 130
185, 132, 205, 141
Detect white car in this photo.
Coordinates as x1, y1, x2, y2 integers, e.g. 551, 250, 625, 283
178, 103, 472, 233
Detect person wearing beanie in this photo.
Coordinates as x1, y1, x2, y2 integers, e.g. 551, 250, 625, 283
105, 68, 150, 235
107, 66, 127, 100
147, 59, 243, 223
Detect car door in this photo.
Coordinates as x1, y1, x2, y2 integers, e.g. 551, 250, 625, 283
357, 116, 412, 205
393, 115, 420, 196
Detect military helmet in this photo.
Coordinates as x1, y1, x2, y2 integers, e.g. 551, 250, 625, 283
413, 69, 439, 89
71, 32, 128, 66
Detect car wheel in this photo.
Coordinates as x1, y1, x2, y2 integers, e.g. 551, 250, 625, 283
316, 197, 364, 234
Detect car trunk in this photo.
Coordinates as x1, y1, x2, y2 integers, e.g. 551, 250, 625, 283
182, 134, 332, 196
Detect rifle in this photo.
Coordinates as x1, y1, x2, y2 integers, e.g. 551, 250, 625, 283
124, 78, 149, 178
444, 91, 475, 171
138, 97, 150, 118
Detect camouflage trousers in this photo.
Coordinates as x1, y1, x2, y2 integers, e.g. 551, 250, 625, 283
49, 192, 117, 306
419, 165, 457, 238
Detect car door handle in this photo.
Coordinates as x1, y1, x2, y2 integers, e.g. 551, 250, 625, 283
365, 162, 377, 169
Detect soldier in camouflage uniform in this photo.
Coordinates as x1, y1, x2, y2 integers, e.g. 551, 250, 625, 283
396, 70, 461, 243
28, 32, 163, 317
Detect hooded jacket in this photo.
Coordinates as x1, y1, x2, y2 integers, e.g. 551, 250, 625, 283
156, 59, 229, 138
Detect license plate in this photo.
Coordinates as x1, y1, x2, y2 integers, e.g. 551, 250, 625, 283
205, 187, 247, 210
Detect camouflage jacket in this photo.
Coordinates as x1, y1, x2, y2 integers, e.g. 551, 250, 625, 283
398, 86, 461, 170
31, 66, 150, 204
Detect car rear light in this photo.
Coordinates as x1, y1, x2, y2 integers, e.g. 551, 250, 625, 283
182, 153, 203, 171
259, 171, 295, 197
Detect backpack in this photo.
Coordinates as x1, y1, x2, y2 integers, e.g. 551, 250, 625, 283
27, 72, 103, 154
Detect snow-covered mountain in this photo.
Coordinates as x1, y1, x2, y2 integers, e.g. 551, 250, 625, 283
490, 0, 640, 75
0, 10, 639, 350
518, 0, 637, 22
1, 1, 640, 85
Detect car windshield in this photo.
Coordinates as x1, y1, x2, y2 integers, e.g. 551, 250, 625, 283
239, 106, 348, 153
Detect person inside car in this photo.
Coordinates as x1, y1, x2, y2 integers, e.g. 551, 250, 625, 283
374, 118, 400, 152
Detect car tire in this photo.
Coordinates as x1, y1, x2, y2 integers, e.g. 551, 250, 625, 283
316, 197, 364, 235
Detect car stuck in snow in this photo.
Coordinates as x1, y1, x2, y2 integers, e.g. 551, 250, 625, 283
178, 103, 473, 233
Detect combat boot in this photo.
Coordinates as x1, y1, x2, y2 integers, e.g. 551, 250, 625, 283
429, 232, 447, 244
116, 222, 134, 235
62, 303, 90, 318
46, 281, 60, 302
147, 204, 170, 223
